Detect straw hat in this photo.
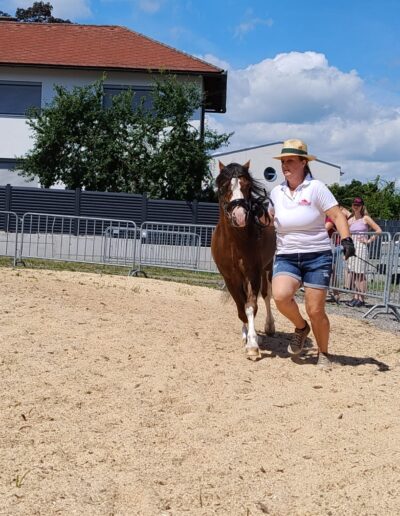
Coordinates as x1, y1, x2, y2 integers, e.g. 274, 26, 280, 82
273, 139, 316, 161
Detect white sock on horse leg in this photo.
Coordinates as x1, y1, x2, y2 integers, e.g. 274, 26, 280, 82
245, 306, 258, 348
242, 324, 248, 343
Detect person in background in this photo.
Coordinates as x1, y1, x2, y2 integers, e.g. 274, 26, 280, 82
325, 205, 351, 303
269, 139, 355, 368
346, 197, 382, 307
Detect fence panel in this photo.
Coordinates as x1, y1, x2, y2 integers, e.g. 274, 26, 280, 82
330, 232, 392, 317
135, 222, 218, 273
0, 210, 19, 264
386, 232, 400, 320
19, 213, 137, 268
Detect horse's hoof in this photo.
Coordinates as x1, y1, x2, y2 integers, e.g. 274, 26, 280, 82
246, 347, 261, 360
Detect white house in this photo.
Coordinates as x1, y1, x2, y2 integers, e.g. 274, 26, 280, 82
0, 21, 227, 187
211, 142, 342, 189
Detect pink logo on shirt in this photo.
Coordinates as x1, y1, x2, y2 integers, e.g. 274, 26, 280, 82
298, 199, 311, 206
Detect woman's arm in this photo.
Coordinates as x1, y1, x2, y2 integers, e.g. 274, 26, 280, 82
325, 205, 350, 239
341, 207, 352, 218
325, 205, 355, 259
364, 216, 382, 243
325, 220, 334, 232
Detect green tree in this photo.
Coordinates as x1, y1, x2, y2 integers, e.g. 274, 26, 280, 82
329, 176, 400, 219
146, 76, 231, 200
19, 79, 155, 191
17, 76, 231, 200
15, 2, 71, 23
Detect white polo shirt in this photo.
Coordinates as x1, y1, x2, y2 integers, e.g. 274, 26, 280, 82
269, 175, 338, 254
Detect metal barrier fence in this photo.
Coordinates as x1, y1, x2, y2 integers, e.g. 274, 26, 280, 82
330, 231, 400, 319
133, 222, 218, 274
384, 232, 400, 320
19, 213, 137, 269
0, 210, 19, 265
0, 212, 399, 323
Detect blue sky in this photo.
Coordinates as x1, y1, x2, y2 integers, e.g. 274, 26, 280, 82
2, 0, 400, 184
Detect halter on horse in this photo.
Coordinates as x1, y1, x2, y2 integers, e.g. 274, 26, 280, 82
215, 161, 272, 229
212, 161, 276, 360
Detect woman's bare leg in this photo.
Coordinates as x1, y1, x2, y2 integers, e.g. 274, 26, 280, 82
358, 273, 367, 302
272, 275, 305, 328
304, 287, 330, 354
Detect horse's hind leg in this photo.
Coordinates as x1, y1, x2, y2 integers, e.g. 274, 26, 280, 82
261, 267, 275, 336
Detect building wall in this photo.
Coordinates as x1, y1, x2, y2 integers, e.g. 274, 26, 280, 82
211, 142, 342, 189
0, 66, 202, 187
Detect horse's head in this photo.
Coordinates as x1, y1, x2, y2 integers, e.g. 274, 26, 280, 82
216, 161, 254, 227
216, 161, 271, 228
216, 161, 251, 227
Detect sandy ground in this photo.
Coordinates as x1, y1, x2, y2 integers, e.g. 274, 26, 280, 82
1, 268, 400, 516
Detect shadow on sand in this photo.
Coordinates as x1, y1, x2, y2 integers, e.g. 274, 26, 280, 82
258, 331, 389, 372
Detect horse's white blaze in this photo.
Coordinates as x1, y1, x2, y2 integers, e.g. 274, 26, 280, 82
245, 306, 258, 349
230, 177, 246, 227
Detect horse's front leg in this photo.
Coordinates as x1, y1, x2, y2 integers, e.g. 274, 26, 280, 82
243, 277, 261, 359
242, 323, 248, 344
244, 305, 261, 360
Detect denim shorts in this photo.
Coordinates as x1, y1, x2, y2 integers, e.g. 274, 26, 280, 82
273, 250, 333, 289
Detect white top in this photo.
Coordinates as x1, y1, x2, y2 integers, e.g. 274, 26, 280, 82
269, 175, 338, 254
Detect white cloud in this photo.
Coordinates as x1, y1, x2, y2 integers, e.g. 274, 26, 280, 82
53, 0, 92, 19
234, 16, 273, 39
203, 51, 400, 184
137, 0, 164, 14
0, 0, 92, 19
227, 52, 378, 124
198, 53, 231, 71
97, 0, 164, 13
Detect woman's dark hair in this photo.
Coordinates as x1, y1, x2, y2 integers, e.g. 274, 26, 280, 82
304, 161, 313, 179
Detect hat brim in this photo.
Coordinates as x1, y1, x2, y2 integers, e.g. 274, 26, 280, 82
273, 152, 316, 161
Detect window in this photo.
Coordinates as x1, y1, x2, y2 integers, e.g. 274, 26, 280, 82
0, 81, 41, 115
103, 85, 154, 112
264, 167, 277, 182
0, 159, 17, 170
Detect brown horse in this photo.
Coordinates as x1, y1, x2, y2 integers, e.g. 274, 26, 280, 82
211, 161, 276, 360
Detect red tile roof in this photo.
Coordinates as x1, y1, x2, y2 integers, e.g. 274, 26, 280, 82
0, 22, 222, 74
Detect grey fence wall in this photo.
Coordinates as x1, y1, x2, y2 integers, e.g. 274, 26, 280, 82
0, 185, 398, 233
376, 219, 400, 236
0, 185, 220, 228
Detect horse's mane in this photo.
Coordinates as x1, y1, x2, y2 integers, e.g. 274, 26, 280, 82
216, 162, 269, 203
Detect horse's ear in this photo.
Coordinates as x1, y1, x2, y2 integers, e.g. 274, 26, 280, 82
218, 161, 225, 171
243, 160, 250, 170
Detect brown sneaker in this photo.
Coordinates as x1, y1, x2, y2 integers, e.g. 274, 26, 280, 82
288, 321, 310, 355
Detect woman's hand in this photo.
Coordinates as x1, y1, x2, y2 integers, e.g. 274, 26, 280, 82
341, 237, 356, 259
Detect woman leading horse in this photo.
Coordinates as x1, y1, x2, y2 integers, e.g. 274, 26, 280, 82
269, 139, 355, 368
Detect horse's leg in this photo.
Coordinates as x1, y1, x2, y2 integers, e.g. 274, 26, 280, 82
244, 305, 260, 360
244, 278, 261, 360
241, 324, 248, 344
224, 278, 257, 357
261, 266, 275, 336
